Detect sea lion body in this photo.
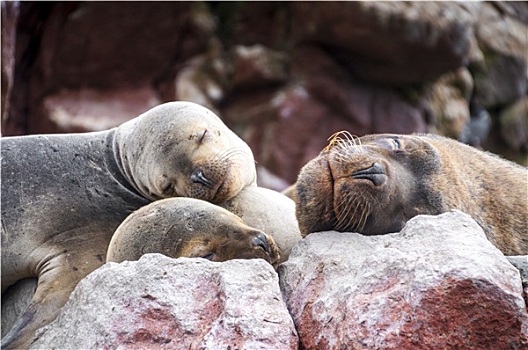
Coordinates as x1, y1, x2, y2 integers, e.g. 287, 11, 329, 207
106, 198, 280, 268
219, 186, 302, 263
1, 101, 256, 349
294, 133, 527, 255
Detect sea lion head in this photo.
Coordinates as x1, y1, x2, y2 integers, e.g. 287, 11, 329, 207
107, 198, 281, 269
294, 132, 443, 236
116, 101, 256, 204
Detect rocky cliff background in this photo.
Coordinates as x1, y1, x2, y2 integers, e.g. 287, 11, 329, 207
2, 1, 527, 190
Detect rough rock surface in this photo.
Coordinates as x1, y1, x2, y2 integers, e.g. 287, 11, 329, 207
31, 254, 298, 349
472, 2, 528, 108
279, 211, 528, 349
291, 1, 478, 85
507, 255, 528, 305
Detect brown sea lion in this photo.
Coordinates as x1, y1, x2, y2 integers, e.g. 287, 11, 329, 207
1, 101, 256, 349
107, 198, 280, 269
293, 132, 528, 255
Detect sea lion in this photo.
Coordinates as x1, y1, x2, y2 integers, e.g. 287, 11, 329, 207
219, 186, 302, 263
294, 132, 528, 255
106, 197, 280, 268
1, 101, 256, 349
281, 184, 296, 200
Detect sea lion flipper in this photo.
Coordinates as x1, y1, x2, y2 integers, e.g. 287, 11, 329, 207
1, 239, 107, 349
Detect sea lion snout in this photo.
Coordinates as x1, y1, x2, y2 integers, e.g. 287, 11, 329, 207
252, 232, 272, 254
190, 167, 215, 188
350, 162, 386, 186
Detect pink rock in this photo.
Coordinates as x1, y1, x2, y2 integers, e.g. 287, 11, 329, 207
31, 255, 298, 350
291, 2, 478, 84
38, 87, 160, 133
35, 2, 212, 90
280, 210, 528, 349
232, 44, 288, 90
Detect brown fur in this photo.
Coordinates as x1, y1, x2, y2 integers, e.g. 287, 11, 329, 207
107, 197, 280, 269
294, 132, 527, 255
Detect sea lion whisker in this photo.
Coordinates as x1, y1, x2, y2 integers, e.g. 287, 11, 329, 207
335, 196, 355, 231
214, 148, 241, 161
351, 197, 364, 232
356, 200, 369, 233
337, 139, 350, 154
340, 131, 355, 143
351, 196, 368, 233
324, 136, 338, 152
334, 194, 351, 212
325, 131, 348, 151
334, 153, 349, 164
216, 148, 250, 164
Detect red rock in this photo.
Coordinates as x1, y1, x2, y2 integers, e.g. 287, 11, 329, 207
37, 87, 160, 133
280, 211, 528, 349
232, 44, 288, 90
230, 2, 289, 48
35, 2, 212, 90
31, 255, 299, 349
291, 2, 477, 85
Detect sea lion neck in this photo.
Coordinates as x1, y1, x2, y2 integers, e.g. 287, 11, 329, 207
107, 128, 150, 200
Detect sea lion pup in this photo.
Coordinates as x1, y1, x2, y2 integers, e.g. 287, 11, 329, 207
107, 197, 280, 269
1, 101, 256, 349
294, 132, 527, 255
219, 186, 302, 263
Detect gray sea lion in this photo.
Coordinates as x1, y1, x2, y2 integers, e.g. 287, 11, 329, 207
219, 186, 302, 263
1, 101, 256, 349
106, 197, 280, 268
294, 132, 528, 255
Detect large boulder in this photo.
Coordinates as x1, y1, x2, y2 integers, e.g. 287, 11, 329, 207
31, 255, 298, 349
37, 87, 160, 133
291, 2, 478, 85
279, 210, 528, 349
471, 2, 528, 108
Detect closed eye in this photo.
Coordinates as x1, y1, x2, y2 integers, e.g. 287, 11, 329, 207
201, 252, 214, 260
377, 137, 401, 150
199, 129, 208, 143
391, 137, 401, 149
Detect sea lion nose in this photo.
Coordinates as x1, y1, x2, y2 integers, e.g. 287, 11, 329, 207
351, 162, 386, 186
253, 232, 271, 254
191, 168, 215, 188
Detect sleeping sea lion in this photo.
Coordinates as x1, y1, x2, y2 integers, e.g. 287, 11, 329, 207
294, 132, 527, 255
1, 101, 256, 349
106, 197, 280, 268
